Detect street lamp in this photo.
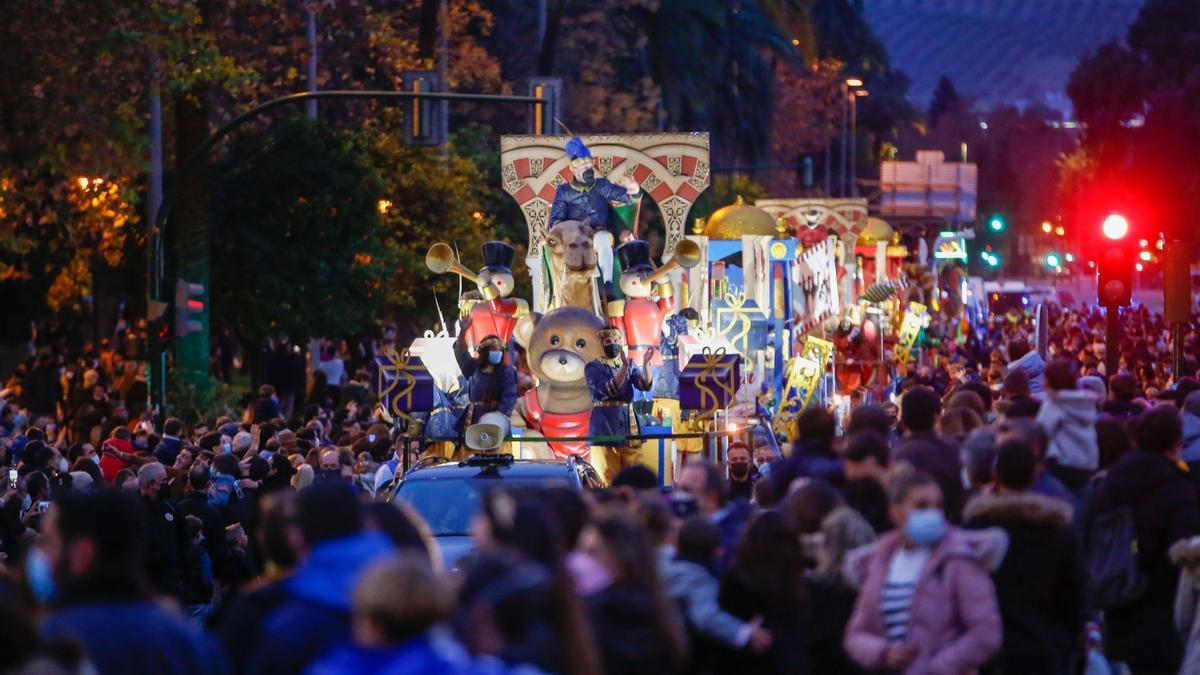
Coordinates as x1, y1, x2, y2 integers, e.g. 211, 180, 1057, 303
841, 78, 866, 196
849, 88, 868, 197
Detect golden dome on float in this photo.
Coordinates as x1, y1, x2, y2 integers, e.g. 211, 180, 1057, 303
703, 195, 779, 240
858, 217, 893, 245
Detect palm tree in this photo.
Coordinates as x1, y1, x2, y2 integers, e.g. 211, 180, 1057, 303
638, 0, 812, 166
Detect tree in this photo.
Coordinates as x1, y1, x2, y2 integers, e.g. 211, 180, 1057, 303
0, 1, 249, 334
1065, 0, 1200, 244
765, 59, 844, 195
211, 118, 390, 342
927, 76, 960, 128
362, 112, 497, 336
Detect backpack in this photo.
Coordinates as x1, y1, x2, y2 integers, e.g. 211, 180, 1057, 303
1086, 505, 1149, 609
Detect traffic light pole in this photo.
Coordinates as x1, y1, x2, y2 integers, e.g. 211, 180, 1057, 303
147, 89, 547, 417
1104, 306, 1121, 376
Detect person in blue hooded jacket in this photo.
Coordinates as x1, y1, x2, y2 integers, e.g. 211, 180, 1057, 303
246, 483, 396, 675
306, 554, 525, 675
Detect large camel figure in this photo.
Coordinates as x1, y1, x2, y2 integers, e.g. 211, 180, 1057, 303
544, 219, 603, 314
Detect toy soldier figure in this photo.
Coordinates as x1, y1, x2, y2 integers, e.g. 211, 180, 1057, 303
549, 137, 641, 288
586, 328, 652, 483
608, 240, 674, 402
463, 241, 528, 349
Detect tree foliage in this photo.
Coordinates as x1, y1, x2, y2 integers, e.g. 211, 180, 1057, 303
765, 59, 844, 194
363, 112, 497, 335
211, 118, 389, 341
1065, 0, 1200, 243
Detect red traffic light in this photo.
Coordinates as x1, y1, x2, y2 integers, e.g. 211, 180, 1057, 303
1102, 214, 1129, 240
1098, 246, 1132, 307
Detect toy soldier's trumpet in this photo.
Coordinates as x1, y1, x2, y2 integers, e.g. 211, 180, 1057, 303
426, 243, 480, 284
645, 239, 702, 284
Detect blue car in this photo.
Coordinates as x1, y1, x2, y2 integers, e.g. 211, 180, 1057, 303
389, 454, 602, 569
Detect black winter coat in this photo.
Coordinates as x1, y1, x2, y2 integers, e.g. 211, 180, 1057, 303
964, 492, 1086, 675
1087, 450, 1200, 671
142, 496, 187, 599
178, 492, 228, 580
588, 582, 681, 675
716, 571, 809, 675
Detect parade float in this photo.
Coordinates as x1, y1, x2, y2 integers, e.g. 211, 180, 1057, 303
374, 131, 960, 483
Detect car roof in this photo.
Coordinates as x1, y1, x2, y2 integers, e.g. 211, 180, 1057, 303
400, 458, 577, 481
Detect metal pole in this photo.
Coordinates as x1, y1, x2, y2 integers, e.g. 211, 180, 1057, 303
147, 53, 165, 414
849, 93, 858, 197
840, 86, 848, 197
306, 6, 318, 120
1105, 306, 1121, 376
824, 142, 832, 196
1173, 322, 1185, 384
146, 89, 547, 415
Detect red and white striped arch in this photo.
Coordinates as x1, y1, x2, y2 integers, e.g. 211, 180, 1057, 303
500, 134, 711, 259
756, 198, 870, 245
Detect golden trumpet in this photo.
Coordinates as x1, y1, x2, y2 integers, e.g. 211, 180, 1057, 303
425, 243, 480, 284
645, 239, 702, 284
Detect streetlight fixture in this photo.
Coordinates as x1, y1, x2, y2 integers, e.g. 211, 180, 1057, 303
848, 85, 868, 197
846, 78, 863, 88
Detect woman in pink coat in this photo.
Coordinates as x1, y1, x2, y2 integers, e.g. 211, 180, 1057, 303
843, 466, 1005, 675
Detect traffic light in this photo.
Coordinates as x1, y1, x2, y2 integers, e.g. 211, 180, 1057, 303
527, 77, 563, 136
987, 214, 1006, 233
1045, 252, 1061, 269
400, 70, 446, 146
1102, 214, 1129, 240
174, 278, 205, 337
1097, 213, 1132, 307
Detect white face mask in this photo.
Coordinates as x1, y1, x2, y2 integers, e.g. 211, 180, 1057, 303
88, 455, 100, 467
58, 457, 68, 473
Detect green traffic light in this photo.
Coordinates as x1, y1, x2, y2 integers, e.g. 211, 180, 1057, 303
988, 215, 1006, 232
1045, 253, 1061, 268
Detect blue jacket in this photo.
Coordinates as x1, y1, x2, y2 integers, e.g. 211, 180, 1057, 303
548, 179, 632, 231
1007, 351, 1046, 396
305, 631, 531, 675
155, 436, 183, 465
466, 366, 517, 424
1183, 409, 1200, 463
586, 359, 649, 439
248, 532, 396, 675
658, 549, 749, 648
44, 601, 228, 675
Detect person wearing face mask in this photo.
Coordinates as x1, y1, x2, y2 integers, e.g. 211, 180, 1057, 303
585, 328, 653, 484
844, 465, 1004, 675
549, 137, 642, 288
456, 335, 518, 429
314, 449, 348, 486
37, 491, 227, 674
137, 462, 187, 600
725, 443, 758, 502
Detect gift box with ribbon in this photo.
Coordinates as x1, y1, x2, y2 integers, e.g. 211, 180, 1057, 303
679, 347, 741, 418
677, 329, 737, 371
713, 291, 768, 355
375, 348, 435, 421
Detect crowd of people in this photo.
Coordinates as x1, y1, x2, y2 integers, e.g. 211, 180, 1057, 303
0, 302, 1199, 674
